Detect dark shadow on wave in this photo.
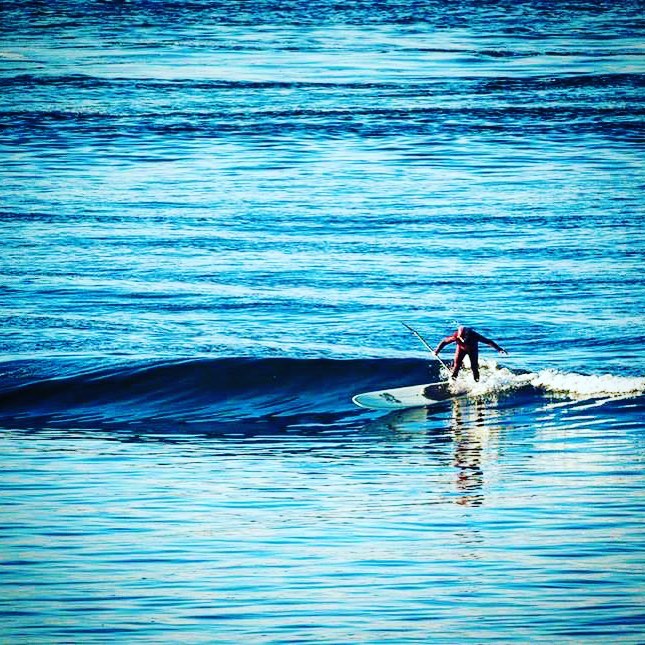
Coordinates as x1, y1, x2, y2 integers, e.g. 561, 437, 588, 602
0, 356, 437, 431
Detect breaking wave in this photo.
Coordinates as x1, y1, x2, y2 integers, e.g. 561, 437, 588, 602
451, 359, 645, 401
0, 357, 642, 431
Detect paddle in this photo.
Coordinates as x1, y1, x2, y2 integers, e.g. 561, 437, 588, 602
401, 322, 453, 376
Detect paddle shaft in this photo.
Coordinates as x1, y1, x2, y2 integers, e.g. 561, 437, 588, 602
401, 322, 452, 374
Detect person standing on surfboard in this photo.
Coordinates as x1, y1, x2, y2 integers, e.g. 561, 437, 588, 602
434, 326, 507, 382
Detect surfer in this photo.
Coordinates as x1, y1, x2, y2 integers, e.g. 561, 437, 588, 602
434, 326, 507, 382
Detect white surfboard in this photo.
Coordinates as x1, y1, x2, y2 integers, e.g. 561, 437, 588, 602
352, 381, 464, 410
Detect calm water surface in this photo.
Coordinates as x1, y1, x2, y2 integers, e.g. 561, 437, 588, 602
1, 0, 644, 642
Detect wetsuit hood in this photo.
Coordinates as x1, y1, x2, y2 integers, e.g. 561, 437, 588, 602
457, 326, 471, 341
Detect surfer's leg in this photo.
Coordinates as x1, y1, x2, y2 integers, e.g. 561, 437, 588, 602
469, 346, 480, 381
452, 347, 466, 379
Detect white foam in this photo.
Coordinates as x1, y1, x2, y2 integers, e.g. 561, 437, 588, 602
449, 360, 529, 397
449, 359, 645, 400
529, 369, 645, 397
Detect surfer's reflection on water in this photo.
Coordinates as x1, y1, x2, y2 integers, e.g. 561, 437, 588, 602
449, 398, 501, 507
368, 396, 503, 507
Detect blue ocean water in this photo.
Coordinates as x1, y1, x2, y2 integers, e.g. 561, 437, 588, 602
1, 1, 644, 642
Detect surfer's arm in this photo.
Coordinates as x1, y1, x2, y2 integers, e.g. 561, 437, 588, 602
434, 333, 457, 354
477, 333, 508, 354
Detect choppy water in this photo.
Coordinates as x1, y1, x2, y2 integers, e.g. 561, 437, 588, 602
1, 1, 644, 642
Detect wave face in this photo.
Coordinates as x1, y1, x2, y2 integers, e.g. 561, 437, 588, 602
1, 357, 643, 431
0, 357, 435, 428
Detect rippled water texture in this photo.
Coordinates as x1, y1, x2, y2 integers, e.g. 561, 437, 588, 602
1, 0, 644, 642
2, 1, 644, 370
3, 396, 645, 642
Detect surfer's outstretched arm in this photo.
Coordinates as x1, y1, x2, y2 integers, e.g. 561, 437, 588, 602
477, 333, 508, 354
434, 333, 458, 355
